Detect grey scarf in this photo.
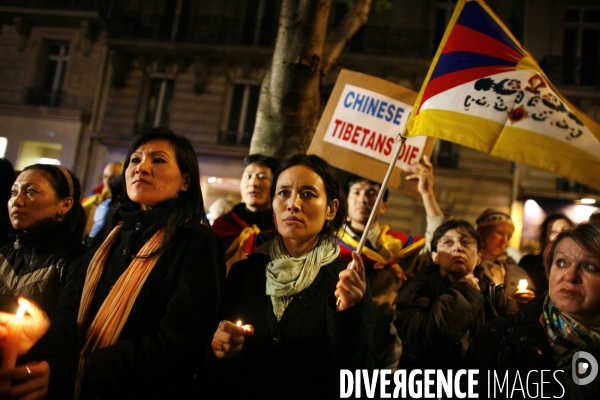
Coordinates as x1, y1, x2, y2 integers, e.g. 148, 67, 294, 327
264, 234, 340, 321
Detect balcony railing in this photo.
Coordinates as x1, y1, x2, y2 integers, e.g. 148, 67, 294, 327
540, 56, 600, 87
108, 15, 278, 47
4, 1, 435, 57
346, 26, 433, 58
0, 0, 104, 11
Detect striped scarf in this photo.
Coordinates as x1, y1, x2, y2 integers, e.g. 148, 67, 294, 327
73, 222, 167, 399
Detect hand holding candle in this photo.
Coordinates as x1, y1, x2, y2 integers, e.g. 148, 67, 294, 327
516, 279, 528, 293
0, 297, 50, 360
211, 319, 254, 359
513, 279, 535, 308
0, 305, 26, 388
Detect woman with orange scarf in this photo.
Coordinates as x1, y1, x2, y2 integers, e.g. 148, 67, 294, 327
0, 128, 225, 399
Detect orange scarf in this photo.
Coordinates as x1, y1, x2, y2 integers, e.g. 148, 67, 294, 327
73, 223, 166, 399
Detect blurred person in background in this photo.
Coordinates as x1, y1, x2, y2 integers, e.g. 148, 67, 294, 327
520, 213, 574, 295
0, 159, 16, 248
476, 209, 535, 307
81, 162, 123, 238
86, 175, 125, 241
212, 154, 279, 272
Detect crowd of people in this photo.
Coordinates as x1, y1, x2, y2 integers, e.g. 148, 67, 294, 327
0, 127, 597, 399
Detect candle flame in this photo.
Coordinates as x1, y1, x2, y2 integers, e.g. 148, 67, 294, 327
15, 304, 26, 320
517, 279, 528, 292
236, 320, 242, 327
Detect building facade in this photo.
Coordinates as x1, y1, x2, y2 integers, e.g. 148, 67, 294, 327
0, 0, 598, 251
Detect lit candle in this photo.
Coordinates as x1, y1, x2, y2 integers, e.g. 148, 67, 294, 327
516, 279, 529, 293
237, 319, 250, 333
0, 305, 26, 387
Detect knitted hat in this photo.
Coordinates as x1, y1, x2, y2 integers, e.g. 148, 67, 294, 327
476, 209, 514, 229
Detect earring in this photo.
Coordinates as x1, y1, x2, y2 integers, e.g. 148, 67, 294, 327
56, 212, 64, 220
326, 220, 330, 227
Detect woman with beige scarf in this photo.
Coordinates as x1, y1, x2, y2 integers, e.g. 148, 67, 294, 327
0, 128, 225, 399
208, 154, 375, 399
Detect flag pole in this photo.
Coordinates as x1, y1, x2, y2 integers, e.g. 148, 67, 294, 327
337, 132, 409, 305
354, 133, 408, 256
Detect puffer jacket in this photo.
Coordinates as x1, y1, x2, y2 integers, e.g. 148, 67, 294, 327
0, 222, 86, 315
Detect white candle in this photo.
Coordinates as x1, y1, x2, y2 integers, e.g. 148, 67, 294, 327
516, 279, 529, 292
0, 305, 26, 387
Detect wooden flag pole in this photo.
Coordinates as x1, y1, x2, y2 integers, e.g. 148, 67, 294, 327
355, 133, 408, 256
337, 133, 408, 306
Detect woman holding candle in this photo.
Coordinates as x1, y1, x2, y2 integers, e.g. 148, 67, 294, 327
208, 154, 375, 399
476, 209, 535, 307
0, 164, 86, 315
0, 128, 226, 399
465, 222, 600, 398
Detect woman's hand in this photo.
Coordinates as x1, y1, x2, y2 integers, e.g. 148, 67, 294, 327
335, 251, 367, 312
211, 320, 254, 359
513, 289, 535, 308
406, 155, 435, 195
0, 361, 50, 400
457, 273, 480, 290
0, 298, 50, 357
406, 155, 444, 217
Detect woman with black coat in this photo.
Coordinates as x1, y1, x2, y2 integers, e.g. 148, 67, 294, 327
0, 128, 225, 399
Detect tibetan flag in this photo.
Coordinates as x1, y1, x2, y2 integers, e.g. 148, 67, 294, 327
404, 0, 600, 191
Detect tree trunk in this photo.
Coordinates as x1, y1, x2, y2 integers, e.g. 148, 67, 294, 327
250, 0, 373, 161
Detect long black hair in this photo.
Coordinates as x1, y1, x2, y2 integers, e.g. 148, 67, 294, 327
110, 128, 208, 241
23, 164, 85, 240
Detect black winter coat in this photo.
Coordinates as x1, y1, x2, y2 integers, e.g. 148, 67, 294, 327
209, 251, 376, 399
0, 222, 86, 315
463, 295, 600, 399
28, 207, 226, 399
395, 266, 518, 372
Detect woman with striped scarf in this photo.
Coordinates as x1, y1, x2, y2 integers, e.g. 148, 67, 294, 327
0, 128, 225, 399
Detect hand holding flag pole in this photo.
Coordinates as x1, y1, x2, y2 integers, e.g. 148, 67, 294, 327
336, 133, 409, 306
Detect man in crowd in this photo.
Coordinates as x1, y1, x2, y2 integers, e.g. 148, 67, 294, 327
212, 154, 279, 272
82, 161, 123, 238
336, 155, 445, 370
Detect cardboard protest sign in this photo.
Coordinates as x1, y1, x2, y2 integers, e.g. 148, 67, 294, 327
308, 69, 435, 195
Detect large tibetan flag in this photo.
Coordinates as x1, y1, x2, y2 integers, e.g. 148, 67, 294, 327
404, 0, 600, 191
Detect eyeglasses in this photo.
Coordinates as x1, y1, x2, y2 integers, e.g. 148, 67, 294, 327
437, 237, 477, 249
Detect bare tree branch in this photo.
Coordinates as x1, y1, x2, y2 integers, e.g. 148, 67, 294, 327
322, 0, 373, 75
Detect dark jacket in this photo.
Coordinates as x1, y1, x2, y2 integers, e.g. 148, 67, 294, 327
395, 266, 518, 372
0, 222, 86, 315
28, 206, 226, 399
209, 251, 376, 399
463, 295, 599, 399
